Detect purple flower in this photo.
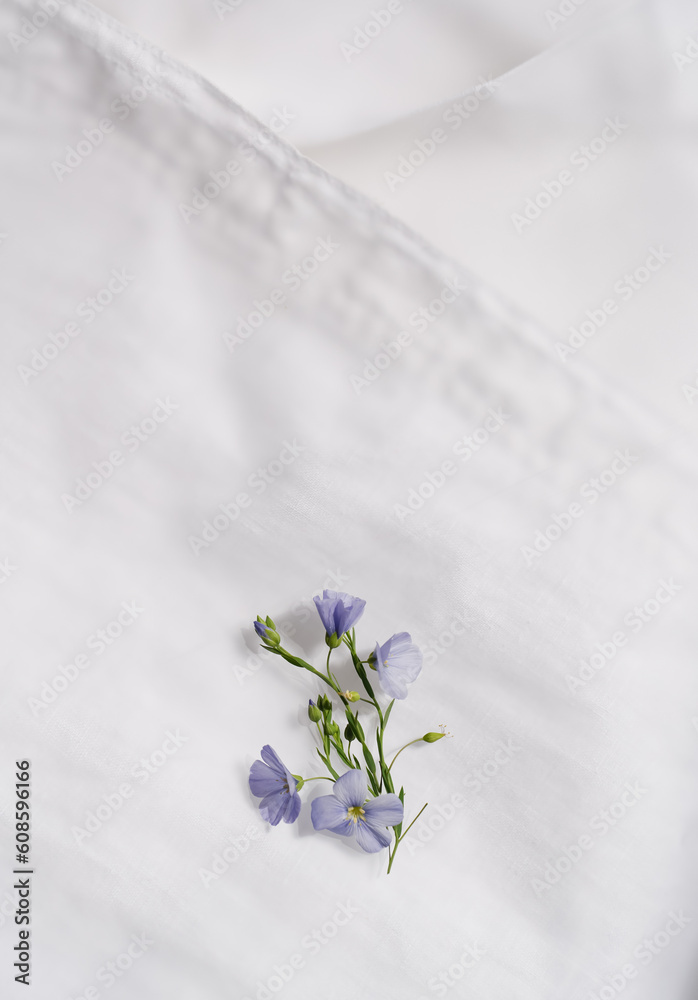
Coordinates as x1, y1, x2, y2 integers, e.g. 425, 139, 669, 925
248, 745, 301, 825
311, 769, 403, 853
373, 632, 422, 700
313, 590, 366, 642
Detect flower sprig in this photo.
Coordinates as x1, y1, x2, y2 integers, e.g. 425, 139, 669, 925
247, 590, 449, 874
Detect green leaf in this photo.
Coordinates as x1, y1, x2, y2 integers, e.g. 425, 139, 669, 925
332, 740, 351, 767
362, 744, 377, 775
346, 639, 376, 699
354, 661, 376, 700
381, 762, 394, 794
315, 747, 339, 779
383, 699, 396, 727
395, 786, 405, 836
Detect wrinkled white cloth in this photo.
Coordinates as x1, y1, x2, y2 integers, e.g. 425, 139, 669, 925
1, 2, 697, 999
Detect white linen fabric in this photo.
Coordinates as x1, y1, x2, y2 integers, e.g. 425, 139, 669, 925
1, 2, 697, 1000
89, 0, 570, 145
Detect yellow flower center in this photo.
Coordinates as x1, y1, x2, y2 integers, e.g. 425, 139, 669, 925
346, 806, 365, 823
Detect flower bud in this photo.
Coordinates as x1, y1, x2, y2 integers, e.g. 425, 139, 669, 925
344, 690, 360, 702
344, 724, 354, 743
326, 721, 340, 738
308, 699, 322, 723
344, 710, 365, 742
422, 732, 446, 743
253, 616, 280, 646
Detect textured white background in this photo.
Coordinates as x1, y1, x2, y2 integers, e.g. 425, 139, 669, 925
1, 1, 698, 998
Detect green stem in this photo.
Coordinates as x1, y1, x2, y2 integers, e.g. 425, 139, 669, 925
315, 746, 340, 779
267, 644, 342, 697
338, 633, 392, 791
396, 801, 429, 841
342, 634, 377, 702
388, 738, 423, 771
324, 758, 340, 780
376, 720, 392, 793
342, 635, 397, 794
386, 802, 428, 874
316, 706, 353, 770
370, 693, 395, 794
330, 736, 353, 767
315, 719, 328, 756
